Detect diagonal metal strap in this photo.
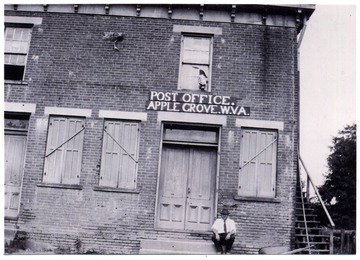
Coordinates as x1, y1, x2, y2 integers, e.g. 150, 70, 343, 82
45, 127, 85, 158
239, 138, 277, 170
103, 128, 138, 163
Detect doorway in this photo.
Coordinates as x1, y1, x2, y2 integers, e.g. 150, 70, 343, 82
156, 124, 219, 231
4, 113, 29, 219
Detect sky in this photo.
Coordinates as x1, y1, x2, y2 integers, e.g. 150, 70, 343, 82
299, 3, 357, 186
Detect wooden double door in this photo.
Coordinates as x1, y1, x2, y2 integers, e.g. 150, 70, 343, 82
156, 145, 217, 231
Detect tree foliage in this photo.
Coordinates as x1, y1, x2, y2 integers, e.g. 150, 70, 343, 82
317, 124, 356, 229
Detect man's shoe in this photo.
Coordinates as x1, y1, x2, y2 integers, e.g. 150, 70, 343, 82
225, 251, 230, 254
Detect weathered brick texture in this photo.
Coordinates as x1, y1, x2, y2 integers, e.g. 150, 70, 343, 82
5, 8, 300, 254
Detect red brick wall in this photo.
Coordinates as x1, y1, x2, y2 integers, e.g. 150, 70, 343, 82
5, 10, 299, 254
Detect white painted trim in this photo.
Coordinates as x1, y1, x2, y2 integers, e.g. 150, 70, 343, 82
44, 107, 92, 117
173, 25, 222, 35
5, 16, 43, 25
99, 110, 147, 121
235, 119, 284, 131
157, 112, 227, 126
5, 102, 36, 114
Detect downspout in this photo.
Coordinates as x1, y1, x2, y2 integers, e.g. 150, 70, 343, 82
297, 15, 308, 50
296, 12, 308, 180
296, 12, 308, 252
297, 14, 308, 197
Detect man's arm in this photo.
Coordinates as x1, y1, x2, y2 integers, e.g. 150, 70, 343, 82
211, 220, 220, 241
225, 220, 236, 240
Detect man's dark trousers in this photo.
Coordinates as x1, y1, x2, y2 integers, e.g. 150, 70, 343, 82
212, 233, 235, 253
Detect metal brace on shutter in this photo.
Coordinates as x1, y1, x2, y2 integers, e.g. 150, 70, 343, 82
103, 127, 138, 163
45, 126, 85, 158
239, 138, 277, 170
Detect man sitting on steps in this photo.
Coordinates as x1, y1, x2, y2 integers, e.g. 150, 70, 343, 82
211, 208, 236, 254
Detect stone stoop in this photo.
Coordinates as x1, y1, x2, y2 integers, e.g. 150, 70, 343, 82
139, 239, 217, 255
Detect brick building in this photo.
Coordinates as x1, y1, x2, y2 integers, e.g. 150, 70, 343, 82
4, 4, 315, 254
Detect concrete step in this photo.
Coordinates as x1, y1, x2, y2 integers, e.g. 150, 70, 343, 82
139, 239, 217, 255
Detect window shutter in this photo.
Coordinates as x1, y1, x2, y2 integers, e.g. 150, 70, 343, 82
100, 121, 122, 188
239, 129, 277, 198
257, 132, 277, 197
62, 118, 83, 185
238, 130, 257, 196
118, 122, 139, 189
43, 117, 66, 184
100, 121, 139, 189
43, 117, 84, 184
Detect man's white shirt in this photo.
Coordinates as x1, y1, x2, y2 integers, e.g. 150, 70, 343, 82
211, 218, 236, 234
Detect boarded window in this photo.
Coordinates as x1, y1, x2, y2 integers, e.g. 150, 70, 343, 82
43, 117, 85, 185
4, 26, 32, 81
100, 120, 139, 189
179, 35, 212, 91
239, 129, 277, 198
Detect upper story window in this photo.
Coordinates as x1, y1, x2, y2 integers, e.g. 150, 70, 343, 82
4, 25, 32, 81
178, 35, 213, 91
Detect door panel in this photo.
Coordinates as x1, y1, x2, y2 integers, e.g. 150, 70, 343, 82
157, 145, 217, 231
156, 146, 188, 229
5, 134, 27, 218
185, 148, 216, 231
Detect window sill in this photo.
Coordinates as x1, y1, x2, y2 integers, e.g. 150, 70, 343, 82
177, 88, 211, 93
93, 186, 140, 194
4, 80, 28, 85
233, 195, 280, 203
5, 215, 19, 221
37, 183, 83, 190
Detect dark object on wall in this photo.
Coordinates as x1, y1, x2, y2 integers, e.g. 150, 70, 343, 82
102, 32, 124, 51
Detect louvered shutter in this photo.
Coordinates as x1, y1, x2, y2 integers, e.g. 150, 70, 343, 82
239, 130, 258, 196
100, 121, 139, 189
62, 118, 84, 184
118, 122, 139, 189
257, 131, 277, 197
100, 121, 122, 187
43, 117, 84, 184
43, 117, 66, 183
239, 129, 277, 198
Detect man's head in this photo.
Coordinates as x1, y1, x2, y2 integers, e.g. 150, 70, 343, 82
220, 209, 229, 220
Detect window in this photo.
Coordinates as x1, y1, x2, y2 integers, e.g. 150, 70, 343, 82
43, 117, 85, 185
179, 35, 213, 91
4, 25, 32, 81
238, 129, 278, 198
99, 120, 140, 189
